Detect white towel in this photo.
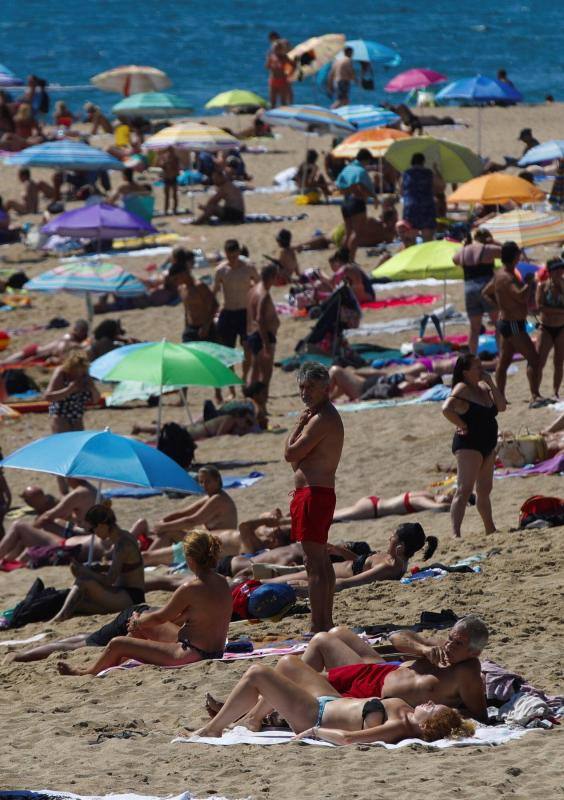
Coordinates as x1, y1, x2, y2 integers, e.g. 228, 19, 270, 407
0, 632, 47, 646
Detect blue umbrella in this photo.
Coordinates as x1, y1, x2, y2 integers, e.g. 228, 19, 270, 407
334, 105, 400, 130
5, 141, 125, 171
344, 40, 401, 66
262, 105, 355, 135
0, 63, 23, 87
518, 140, 564, 167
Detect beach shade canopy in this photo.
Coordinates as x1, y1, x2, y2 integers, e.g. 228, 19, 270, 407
288, 34, 346, 80
518, 140, 564, 167
4, 141, 125, 171
91, 65, 171, 96
385, 136, 482, 182
142, 122, 240, 152
112, 92, 193, 119
448, 174, 545, 205
373, 240, 463, 281
478, 209, 564, 248
435, 75, 523, 105
205, 89, 268, 111
385, 68, 447, 93
0, 429, 202, 493
25, 261, 146, 297
262, 105, 354, 135
333, 105, 400, 130
0, 63, 23, 87
332, 127, 410, 159
41, 202, 157, 240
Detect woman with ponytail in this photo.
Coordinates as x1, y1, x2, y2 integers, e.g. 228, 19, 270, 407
58, 528, 232, 676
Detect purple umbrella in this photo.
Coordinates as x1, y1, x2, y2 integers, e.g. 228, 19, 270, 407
41, 202, 157, 240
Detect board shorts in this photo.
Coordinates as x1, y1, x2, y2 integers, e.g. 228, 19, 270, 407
327, 662, 401, 698
217, 308, 247, 348
290, 486, 336, 544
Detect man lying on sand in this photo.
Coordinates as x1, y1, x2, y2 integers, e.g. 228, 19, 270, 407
207, 616, 489, 725
0, 319, 89, 366
131, 408, 257, 440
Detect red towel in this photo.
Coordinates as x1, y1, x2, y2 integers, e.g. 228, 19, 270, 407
361, 294, 440, 310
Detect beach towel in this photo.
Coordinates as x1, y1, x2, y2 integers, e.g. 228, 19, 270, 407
332, 383, 451, 413
101, 472, 265, 499
347, 305, 467, 338
174, 723, 544, 749
494, 452, 564, 479
361, 294, 440, 310
0, 631, 47, 646
0, 792, 249, 800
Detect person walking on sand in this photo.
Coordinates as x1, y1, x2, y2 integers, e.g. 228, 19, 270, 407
284, 362, 344, 632
247, 264, 280, 393
157, 146, 180, 215
328, 46, 356, 108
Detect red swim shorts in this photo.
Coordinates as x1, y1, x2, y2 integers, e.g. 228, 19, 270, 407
290, 486, 336, 544
327, 662, 400, 698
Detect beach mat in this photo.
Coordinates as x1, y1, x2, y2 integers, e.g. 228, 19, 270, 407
102, 472, 265, 498
279, 345, 404, 370
320, 384, 451, 414
495, 452, 564, 479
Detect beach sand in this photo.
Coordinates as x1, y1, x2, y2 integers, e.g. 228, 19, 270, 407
0, 105, 562, 799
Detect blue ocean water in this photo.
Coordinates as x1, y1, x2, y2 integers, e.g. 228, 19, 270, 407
1, 0, 562, 114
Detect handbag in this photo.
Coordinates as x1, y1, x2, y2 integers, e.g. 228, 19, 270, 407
496, 430, 547, 467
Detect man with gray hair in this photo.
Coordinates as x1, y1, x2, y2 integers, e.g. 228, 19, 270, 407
284, 362, 344, 632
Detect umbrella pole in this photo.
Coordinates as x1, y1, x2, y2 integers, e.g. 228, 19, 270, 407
442, 278, 447, 339
85, 291, 94, 324
181, 388, 194, 424
477, 106, 482, 157
156, 385, 163, 441
87, 479, 103, 565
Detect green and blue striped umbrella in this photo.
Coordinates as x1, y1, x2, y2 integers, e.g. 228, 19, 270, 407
334, 105, 400, 130
5, 141, 125, 171
112, 91, 193, 118
262, 105, 354, 135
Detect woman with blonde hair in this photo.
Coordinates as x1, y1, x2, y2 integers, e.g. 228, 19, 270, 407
58, 528, 232, 676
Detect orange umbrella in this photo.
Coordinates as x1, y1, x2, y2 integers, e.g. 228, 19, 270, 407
332, 127, 410, 159
448, 173, 545, 205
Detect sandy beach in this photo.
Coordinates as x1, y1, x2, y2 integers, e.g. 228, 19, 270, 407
0, 104, 563, 799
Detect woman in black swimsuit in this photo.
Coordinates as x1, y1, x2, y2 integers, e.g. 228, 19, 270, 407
442, 354, 506, 538
536, 258, 564, 400
193, 655, 473, 744
51, 504, 145, 622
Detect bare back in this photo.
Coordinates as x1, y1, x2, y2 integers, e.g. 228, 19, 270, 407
175, 572, 232, 653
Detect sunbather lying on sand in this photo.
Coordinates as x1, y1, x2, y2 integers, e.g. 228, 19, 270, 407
131, 409, 257, 440
58, 529, 231, 675
0, 319, 89, 366
328, 363, 443, 402
193, 655, 473, 744
333, 489, 463, 521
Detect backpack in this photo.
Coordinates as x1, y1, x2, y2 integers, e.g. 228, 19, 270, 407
9, 578, 69, 629
519, 495, 564, 529
3, 369, 40, 396
157, 422, 196, 469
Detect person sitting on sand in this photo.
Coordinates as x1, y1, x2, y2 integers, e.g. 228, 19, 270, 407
193, 655, 473, 744
272, 228, 301, 284
131, 407, 257, 441
193, 170, 245, 225
328, 363, 443, 402
316, 246, 374, 304
5, 167, 40, 215
333, 488, 464, 521
0, 479, 106, 564
83, 102, 113, 135
0, 450, 11, 541
295, 149, 330, 200
57, 529, 232, 674
51, 504, 145, 623
265, 523, 438, 594
0, 318, 89, 366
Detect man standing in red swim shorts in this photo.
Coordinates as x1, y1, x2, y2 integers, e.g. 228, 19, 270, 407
284, 362, 344, 632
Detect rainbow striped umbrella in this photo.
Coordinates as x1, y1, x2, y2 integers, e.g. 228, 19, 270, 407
143, 122, 240, 151
262, 105, 354, 134
479, 209, 564, 248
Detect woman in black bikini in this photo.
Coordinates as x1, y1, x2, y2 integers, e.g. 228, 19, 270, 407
442, 354, 506, 538
51, 504, 145, 622
193, 655, 473, 744
536, 258, 564, 400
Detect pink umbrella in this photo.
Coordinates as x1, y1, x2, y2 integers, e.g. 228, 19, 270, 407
385, 68, 447, 93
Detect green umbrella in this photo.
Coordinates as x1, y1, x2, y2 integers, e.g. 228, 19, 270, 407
373, 240, 463, 281
205, 89, 268, 111
112, 92, 193, 119
385, 136, 482, 182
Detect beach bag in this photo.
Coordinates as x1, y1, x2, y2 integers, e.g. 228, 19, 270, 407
497, 431, 547, 468
247, 583, 296, 619
519, 495, 564, 529
361, 77, 375, 91
157, 422, 196, 470
231, 579, 262, 620
9, 578, 69, 629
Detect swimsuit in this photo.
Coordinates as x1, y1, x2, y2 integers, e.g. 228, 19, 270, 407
218, 206, 244, 223
178, 632, 224, 660
217, 308, 248, 348
497, 319, 526, 339
403, 492, 415, 514
369, 495, 380, 517
341, 195, 367, 219
327, 662, 401, 699
452, 399, 498, 458
540, 322, 564, 340
540, 287, 564, 339
48, 388, 91, 421
248, 330, 277, 355
290, 486, 336, 544
315, 695, 340, 725
352, 553, 373, 575
361, 697, 387, 727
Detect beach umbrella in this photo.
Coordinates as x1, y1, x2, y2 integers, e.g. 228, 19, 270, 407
448, 174, 545, 205
385, 68, 447, 93
41, 202, 157, 242
518, 140, 564, 167
112, 92, 193, 119
287, 34, 346, 80
91, 65, 170, 96
89, 340, 243, 436
205, 89, 268, 111
385, 136, 482, 183
478, 209, 564, 248
342, 40, 401, 67
435, 75, 523, 155
142, 122, 240, 152
0, 63, 23, 87
24, 261, 146, 322
333, 105, 400, 130
90, 340, 243, 378
4, 141, 125, 171
332, 127, 410, 159
262, 105, 355, 135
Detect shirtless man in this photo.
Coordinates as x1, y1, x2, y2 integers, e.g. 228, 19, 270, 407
328, 47, 356, 108
213, 239, 258, 386
284, 362, 344, 632
157, 146, 180, 215
194, 170, 245, 225
0, 479, 102, 562
167, 249, 218, 342
274, 229, 300, 283
5, 168, 39, 215
247, 264, 280, 391
482, 240, 543, 406
0, 318, 89, 366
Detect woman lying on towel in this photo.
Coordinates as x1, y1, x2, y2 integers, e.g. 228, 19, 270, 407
57, 529, 232, 675
328, 362, 444, 402
131, 408, 257, 440
264, 523, 437, 594
333, 488, 461, 521
193, 654, 474, 744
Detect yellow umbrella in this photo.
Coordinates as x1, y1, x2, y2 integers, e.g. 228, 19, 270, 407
332, 127, 410, 159
91, 66, 170, 96
142, 122, 240, 152
288, 34, 346, 80
448, 174, 545, 205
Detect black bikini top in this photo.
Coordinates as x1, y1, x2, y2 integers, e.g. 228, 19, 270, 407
362, 697, 387, 728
